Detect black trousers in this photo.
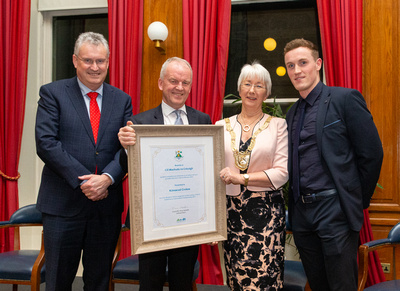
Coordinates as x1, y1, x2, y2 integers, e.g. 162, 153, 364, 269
42, 211, 121, 291
292, 194, 359, 291
139, 245, 199, 291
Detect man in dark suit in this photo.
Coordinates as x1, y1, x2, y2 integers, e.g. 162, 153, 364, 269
118, 57, 211, 291
35, 32, 132, 291
284, 39, 383, 291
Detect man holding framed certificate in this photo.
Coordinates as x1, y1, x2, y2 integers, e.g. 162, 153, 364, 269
119, 57, 211, 291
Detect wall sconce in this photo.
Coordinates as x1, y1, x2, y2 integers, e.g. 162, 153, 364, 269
147, 21, 168, 55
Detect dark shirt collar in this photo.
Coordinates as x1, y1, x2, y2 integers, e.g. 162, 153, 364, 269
303, 81, 323, 107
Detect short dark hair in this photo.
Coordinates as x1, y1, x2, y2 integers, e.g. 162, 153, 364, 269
284, 38, 319, 60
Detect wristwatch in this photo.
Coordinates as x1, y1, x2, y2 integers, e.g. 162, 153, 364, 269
243, 174, 249, 187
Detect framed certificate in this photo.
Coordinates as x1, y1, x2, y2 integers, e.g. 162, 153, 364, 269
127, 124, 227, 255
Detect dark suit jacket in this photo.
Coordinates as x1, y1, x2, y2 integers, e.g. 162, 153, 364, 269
35, 76, 133, 217
286, 83, 383, 231
132, 104, 211, 124
121, 104, 212, 227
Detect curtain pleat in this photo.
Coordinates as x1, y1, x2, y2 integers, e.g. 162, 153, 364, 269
107, 0, 143, 260
183, 0, 231, 124
317, 0, 386, 287
182, 0, 231, 284
0, 0, 31, 252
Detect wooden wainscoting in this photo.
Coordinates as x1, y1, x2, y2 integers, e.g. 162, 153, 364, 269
363, 0, 400, 280
141, 0, 183, 113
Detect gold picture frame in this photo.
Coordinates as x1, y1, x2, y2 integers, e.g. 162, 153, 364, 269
127, 124, 227, 255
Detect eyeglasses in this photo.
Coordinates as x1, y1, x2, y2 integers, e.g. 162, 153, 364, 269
167, 78, 191, 88
241, 83, 266, 91
75, 54, 108, 66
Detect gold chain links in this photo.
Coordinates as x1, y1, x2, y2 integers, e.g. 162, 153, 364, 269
224, 115, 273, 171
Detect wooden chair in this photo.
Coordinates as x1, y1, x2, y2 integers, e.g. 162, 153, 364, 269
358, 221, 400, 290
0, 204, 45, 291
109, 227, 199, 291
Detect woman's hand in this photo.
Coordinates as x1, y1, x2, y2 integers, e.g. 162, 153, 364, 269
220, 167, 244, 185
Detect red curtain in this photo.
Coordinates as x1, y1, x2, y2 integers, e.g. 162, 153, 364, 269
0, 0, 31, 252
108, 0, 143, 260
317, 0, 386, 287
182, 0, 231, 124
182, 0, 231, 285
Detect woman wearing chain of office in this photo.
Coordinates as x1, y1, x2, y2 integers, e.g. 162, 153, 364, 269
217, 61, 288, 290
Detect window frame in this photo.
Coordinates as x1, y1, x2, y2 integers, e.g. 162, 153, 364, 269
41, 8, 108, 86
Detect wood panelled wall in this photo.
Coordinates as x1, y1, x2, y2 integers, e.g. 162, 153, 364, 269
363, 0, 400, 279
141, 0, 183, 112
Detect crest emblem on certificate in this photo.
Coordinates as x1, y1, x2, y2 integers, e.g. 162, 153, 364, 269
175, 150, 183, 161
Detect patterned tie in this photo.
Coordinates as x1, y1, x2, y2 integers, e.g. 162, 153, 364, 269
174, 110, 183, 125
87, 92, 101, 143
292, 101, 306, 202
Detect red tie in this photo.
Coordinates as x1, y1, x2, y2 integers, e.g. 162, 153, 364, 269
87, 92, 100, 143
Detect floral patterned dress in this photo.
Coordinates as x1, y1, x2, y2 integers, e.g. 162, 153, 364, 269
224, 139, 286, 291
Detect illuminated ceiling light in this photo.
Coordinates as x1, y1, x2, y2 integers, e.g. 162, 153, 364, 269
264, 38, 277, 51
276, 66, 286, 77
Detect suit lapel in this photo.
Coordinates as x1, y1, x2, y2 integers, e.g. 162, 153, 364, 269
287, 100, 300, 148
186, 106, 197, 125
287, 101, 299, 129
66, 77, 95, 145
286, 100, 300, 174
316, 84, 331, 156
153, 105, 165, 124
97, 83, 114, 144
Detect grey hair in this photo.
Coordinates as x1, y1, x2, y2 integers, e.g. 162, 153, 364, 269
160, 57, 193, 80
74, 32, 110, 57
237, 61, 272, 97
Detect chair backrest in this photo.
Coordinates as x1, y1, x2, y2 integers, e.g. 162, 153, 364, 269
358, 221, 400, 290
388, 222, 400, 243
0, 204, 45, 291
0, 204, 43, 251
0, 204, 42, 227
9, 204, 42, 224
